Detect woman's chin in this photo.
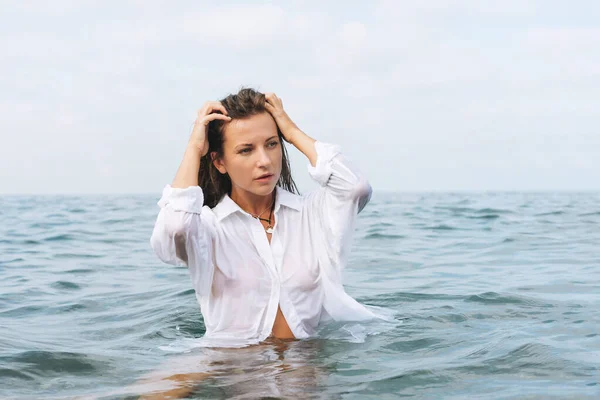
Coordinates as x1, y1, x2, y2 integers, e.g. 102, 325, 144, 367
250, 182, 277, 196
254, 185, 276, 196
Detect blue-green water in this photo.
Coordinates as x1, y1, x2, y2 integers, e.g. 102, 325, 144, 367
1, 192, 599, 399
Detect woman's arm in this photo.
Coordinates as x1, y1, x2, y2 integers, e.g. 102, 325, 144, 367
149, 102, 227, 294
172, 101, 231, 188
265, 93, 372, 274
171, 144, 203, 188
150, 185, 215, 296
264, 93, 318, 167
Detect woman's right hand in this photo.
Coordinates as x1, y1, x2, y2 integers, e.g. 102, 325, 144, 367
190, 101, 231, 156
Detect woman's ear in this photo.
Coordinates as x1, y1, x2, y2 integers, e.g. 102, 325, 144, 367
211, 152, 227, 174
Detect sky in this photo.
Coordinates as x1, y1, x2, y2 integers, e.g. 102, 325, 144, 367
1, 0, 599, 194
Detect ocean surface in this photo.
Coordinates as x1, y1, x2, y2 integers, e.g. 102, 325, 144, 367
0, 191, 599, 399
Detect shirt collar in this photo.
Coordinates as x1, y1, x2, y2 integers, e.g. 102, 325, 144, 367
212, 186, 302, 221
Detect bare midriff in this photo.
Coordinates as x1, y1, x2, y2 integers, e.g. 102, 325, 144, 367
271, 305, 295, 339
263, 210, 295, 339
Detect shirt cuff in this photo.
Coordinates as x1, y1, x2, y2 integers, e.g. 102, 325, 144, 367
157, 184, 204, 214
307, 141, 342, 186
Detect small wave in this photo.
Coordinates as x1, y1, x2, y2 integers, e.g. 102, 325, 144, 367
50, 281, 81, 290
477, 207, 512, 214
43, 234, 76, 242
365, 368, 452, 389
101, 218, 137, 225
436, 206, 472, 213
6, 351, 108, 376
453, 342, 576, 379
29, 221, 71, 229
62, 268, 94, 274
0, 257, 25, 264
382, 337, 441, 352
364, 233, 406, 240
438, 206, 512, 216
579, 211, 600, 217
174, 288, 196, 297
535, 210, 565, 217
465, 292, 549, 307
18, 239, 42, 245
486, 342, 563, 369
467, 214, 500, 220
366, 292, 462, 307
0, 367, 34, 381
53, 253, 104, 259
54, 303, 86, 313
0, 305, 45, 318
0, 239, 42, 246
426, 224, 457, 231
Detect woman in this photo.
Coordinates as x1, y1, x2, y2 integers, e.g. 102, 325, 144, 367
150, 88, 383, 348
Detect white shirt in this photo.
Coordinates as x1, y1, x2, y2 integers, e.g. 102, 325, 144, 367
150, 142, 383, 347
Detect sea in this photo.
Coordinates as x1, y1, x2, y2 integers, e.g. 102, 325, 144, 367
0, 191, 598, 399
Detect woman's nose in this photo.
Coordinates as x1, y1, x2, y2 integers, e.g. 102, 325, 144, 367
256, 148, 271, 167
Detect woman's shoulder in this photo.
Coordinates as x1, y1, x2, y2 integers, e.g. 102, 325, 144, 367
276, 186, 305, 212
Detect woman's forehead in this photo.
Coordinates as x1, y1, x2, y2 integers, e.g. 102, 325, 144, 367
224, 113, 277, 144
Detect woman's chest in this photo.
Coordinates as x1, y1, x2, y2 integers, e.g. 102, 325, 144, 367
212, 213, 321, 291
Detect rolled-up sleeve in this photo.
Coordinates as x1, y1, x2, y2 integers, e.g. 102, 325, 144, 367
150, 185, 215, 296
307, 142, 372, 276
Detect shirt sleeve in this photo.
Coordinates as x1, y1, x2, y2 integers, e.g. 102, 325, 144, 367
307, 142, 372, 278
150, 184, 215, 297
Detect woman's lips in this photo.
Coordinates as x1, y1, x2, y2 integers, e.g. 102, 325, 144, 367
255, 174, 273, 182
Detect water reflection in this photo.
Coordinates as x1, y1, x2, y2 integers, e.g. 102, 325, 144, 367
123, 338, 331, 399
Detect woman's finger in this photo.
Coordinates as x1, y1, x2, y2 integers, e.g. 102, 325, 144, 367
201, 113, 231, 125
199, 102, 228, 116
265, 93, 279, 103
209, 101, 228, 115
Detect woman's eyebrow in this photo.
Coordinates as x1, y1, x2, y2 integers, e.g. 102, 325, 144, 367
265, 136, 278, 142
235, 143, 253, 150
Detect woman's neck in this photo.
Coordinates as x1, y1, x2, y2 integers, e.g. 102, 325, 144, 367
230, 187, 275, 217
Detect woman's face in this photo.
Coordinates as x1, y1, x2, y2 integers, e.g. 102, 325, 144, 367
213, 112, 282, 198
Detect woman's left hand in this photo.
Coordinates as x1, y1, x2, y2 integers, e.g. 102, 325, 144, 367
264, 93, 300, 143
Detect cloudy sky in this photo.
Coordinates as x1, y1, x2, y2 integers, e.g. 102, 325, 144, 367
1, 0, 599, 194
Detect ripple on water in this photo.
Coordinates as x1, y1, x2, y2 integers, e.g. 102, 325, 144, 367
2, 351, 110, 377
535, 211, 566, 217
62, 268, 95, 274
53, 253, 104, 260
361, 369, 453, 396
464, 292, 553, 308
364, 232, 406, 240
0, 367, 35, 381
50, 281, 81, 290
1, 192, 599, 398
579, 211, 600, 217
425, 224, 458, 231
381, 337, 442, 353
455, 342, 581, 378
42, 234, 76, 242
467, 214, 500, 220
0, 305, 46, 318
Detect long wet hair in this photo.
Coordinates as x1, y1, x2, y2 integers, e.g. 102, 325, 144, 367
199, 88, 299, 208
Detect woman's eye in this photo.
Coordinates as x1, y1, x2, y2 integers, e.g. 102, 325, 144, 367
239, 148, 251, 154
267, 141, 278, 148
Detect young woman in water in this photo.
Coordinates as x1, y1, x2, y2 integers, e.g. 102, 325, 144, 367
150, 88, 381, 347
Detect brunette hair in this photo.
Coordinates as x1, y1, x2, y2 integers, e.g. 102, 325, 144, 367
199, 88, 299, 208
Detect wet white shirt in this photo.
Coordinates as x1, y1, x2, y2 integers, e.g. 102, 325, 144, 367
150, 142, 383, 347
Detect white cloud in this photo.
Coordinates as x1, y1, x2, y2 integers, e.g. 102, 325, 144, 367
0, 1, 599, 194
